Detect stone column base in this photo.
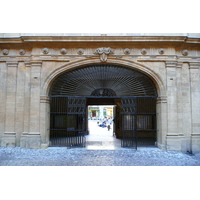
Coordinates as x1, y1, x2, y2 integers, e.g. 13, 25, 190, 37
20, 132, 41, 149
166, 135, 186, 153
1, 132, 16, 147
191, 133, 200, 154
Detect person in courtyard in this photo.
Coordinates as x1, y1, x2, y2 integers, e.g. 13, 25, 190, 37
99, 121, 107, 128
107, 124, 111, 131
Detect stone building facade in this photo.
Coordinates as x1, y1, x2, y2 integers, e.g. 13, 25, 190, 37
0, 33, 200, 153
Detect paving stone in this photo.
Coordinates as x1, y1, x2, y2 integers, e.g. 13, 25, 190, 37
0, 147, 200, 166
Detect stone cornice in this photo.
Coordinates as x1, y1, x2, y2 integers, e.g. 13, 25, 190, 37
0, 35, 200, 44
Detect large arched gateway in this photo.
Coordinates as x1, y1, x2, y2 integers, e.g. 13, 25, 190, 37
49, 64, 158, 148
1, 34, 200, 153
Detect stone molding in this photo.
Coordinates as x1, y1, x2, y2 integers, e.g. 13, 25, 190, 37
157, 96, 167, 103
40, 95, 50, 103
30, 60, 42, 67
2, 35, 199, 44
165, 61, 177, 68
25, 62, 31, 67
189, 62, 200, 69
4, 132, 16, 135
6, 61, 18, 67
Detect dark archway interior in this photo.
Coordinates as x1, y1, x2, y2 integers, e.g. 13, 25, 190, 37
49, 64, 157, 97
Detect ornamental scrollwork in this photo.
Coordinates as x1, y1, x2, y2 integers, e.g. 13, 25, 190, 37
94, 47, 114, 62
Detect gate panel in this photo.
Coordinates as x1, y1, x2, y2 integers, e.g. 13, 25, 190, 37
121, 97, 137, 149
50, 96, 86, 147
136, 97, 157, 146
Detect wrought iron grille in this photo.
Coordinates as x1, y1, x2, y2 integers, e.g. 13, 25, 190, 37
49, 64, 157, 97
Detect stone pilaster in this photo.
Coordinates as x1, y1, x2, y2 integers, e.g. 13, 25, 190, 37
165, 61, 186, 152
0, 62, 7, 146
181, 62, 192, 151
15, 62, 26, 146
40, 95, 50, 148
189, 62, 200, 153
27, 61, 42, 148
2, 62, 18, 147
156, 96, 167, 149
23, 62, 31, 136
165, 61, 178, 135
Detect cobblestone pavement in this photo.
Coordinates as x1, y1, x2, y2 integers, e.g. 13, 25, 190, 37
0, 147, 200, 166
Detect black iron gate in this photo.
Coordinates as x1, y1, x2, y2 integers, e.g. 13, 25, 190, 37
121, 96, 157, 149
136, 97, 157, 147
121, 97, 137, 149
50, 96, 86, 147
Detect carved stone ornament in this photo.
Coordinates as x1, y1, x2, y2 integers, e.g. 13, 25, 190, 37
94, 47, 114, 62
182, 49, 188, 56
77, 48, 84, 55
124, 48, 130, 55
158, 48, 164, 55
141, 48, 147, 55
3, 49, 9, 55
19, 49, 26, 55
60, 48, 67, 55
42, 48, 49, 54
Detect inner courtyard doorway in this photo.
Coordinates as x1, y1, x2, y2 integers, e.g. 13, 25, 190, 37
49, 64, 158, 148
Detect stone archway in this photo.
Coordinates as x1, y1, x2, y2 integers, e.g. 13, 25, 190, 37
40, 59, 167, 149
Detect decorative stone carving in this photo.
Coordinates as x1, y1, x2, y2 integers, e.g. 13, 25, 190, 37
77, 48, 84, 55
182, 49, 188, 56
141, 48, 147, 55
60, 48, 67, 55
19, 49, 26, 55
124, 48, 130, 55
94, 47, 114, 62
3, 49, 9, 55
158, 48, 164, 55
42, 48, 49, 54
